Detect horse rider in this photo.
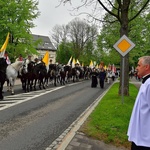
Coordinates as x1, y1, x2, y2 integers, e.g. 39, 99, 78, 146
23, 55, 34, 72
34, 58, 41, 65
26, 55, 33, 63
16, 54, 23, 61
4, 51, 11, 65
49, 59, 56, 78
49, 59, 53, 65
4, 51, 11, 91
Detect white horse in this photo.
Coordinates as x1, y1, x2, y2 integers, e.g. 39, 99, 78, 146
6, 61, 24, 95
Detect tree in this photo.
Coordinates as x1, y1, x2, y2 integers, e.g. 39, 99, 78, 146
96, 3, 150, 66
98, 0, 149, 96
51, 18, 98, 65
96, 15, 121, 65
68, 18, 98, 59
56, 42, 73, 64
50, 24, 69, 49
0, 0, 40, 61
61, 0, 150, 96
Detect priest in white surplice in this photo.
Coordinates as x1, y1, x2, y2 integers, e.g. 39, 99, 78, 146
127, 56, 150, 150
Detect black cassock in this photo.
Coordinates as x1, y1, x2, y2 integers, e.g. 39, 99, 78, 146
91, 71, 98, 88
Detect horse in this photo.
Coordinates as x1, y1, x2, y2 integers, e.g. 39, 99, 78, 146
19, 61, 31, 92
27, 62, 47, 90
83, 66, 92, 80
64, 65, 72, 83
19, 60, 39, 92
44, 65, 51, 87
0, 58, 8, 100
6, 61, 24, 95
59, 64, 66, 85
48, 63, 60, 86
35, 62, 47, 90
71, 67, 81, 82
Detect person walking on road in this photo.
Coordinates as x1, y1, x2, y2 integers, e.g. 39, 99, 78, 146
98, 67, 106, 89
90, 68, 98, 88
127, 56, 150, 150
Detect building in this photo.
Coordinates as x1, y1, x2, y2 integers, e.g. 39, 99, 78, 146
32, 34, 57, 63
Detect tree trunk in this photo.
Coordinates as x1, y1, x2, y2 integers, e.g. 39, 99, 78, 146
118, 0, 130, 96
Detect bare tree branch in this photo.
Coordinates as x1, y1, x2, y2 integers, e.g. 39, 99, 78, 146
129, 0, 150, 22
108, 0, 118, 10
75, 11, 118, 24
97, 0, 121, 23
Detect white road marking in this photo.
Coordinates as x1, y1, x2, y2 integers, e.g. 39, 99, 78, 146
0, 86, 65, 111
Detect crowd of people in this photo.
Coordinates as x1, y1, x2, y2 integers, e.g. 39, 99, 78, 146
3, 52, 135, 91
90, 66, 116, 89
4, 52, 45, 66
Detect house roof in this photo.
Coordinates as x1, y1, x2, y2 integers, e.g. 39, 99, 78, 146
32, 34, 56, 51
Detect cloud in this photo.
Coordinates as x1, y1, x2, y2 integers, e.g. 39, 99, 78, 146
31, 0, 87, 36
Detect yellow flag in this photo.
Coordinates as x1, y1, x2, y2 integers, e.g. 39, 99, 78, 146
42, 51, 49, 65
0, 33, 10, 57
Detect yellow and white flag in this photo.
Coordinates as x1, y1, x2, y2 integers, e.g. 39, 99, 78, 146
96, 64, 99, 69
67, 56, 72, 65
0, 32, 10, 57
42, 51, 49, 65
104, 65, 107, 70
72, 58, 76, 68
89, 60, 94, 68
76, 59, 80, 65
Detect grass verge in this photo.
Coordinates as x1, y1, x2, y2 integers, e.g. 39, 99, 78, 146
80, 82, 138, 149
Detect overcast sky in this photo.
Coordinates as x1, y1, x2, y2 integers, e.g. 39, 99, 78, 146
31, 0, 89, 36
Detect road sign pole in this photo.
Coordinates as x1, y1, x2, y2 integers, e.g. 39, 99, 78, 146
121, 57, 125, 104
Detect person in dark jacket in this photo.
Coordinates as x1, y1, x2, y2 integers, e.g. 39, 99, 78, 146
90, 68, 98, 88
98, 67, 106, 88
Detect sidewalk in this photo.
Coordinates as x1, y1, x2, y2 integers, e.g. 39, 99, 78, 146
56, 77, 141, 150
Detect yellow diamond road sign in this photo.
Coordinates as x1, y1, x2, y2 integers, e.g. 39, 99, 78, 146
113, 35, 135, 57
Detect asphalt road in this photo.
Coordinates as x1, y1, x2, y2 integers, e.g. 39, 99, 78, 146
0, 79, 111, 150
